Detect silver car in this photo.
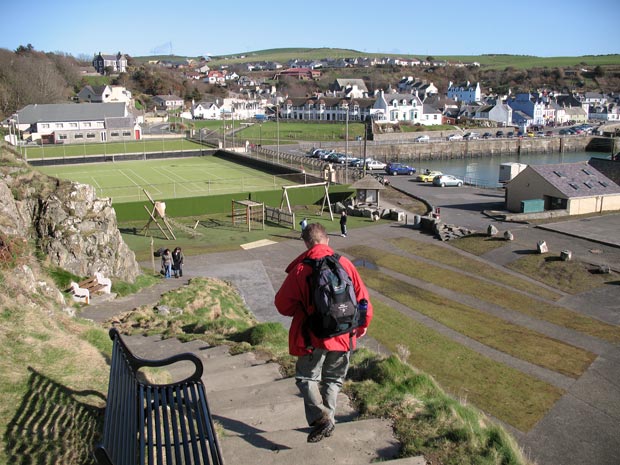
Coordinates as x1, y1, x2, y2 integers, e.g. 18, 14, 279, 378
432, 174, 464, 187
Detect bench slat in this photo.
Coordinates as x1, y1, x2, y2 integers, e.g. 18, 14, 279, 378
96, 328, 224, 465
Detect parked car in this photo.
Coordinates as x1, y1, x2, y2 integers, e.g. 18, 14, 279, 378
545, 130, 553, 137
463, 132, 479, 140
415, 135, 430, 143
482, 132, 493, 139
432, 174, 464, 187
327, 153, 347, 164
495, 130, 504, 138
447, 134, 463, 141
416, 170, 443, 182
385, 162, 416, 175
506, 131, 515, 138
366, 159, 387, 170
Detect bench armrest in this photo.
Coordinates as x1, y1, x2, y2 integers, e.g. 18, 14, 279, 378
109, 328, 204, 386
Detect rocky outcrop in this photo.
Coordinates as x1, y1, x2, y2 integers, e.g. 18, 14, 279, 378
0, 150, 141, 282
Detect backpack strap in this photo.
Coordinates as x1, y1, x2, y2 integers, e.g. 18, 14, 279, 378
301, 257, 319, 351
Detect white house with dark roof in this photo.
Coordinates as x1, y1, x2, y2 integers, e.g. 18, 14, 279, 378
474, 99, 513, 126
12, 102, 137, 144
92, 52, 127, 75
505, 162, 620, 214
370, 90, 442, 126
152, 95, 184, 110
280, 96, 374, 121
77, 85, 132, 104
589, 103, 620, 122
330, 79, 369, 98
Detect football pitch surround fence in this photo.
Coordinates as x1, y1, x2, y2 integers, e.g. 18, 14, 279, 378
98, 173, 306, 203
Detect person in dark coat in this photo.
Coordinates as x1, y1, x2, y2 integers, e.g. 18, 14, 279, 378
172, 247, 184, 278
339, 211, 347, 237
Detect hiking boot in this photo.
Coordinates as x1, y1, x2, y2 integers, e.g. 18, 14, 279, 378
307, 418, 335, 443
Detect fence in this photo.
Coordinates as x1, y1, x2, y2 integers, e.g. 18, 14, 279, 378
265, 206, 295, 229
95, 174, 302, 203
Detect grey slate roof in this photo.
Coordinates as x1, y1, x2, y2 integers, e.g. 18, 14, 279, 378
17, 103, 126, 123
530, 162, 620, 198
350, 174, 386, 190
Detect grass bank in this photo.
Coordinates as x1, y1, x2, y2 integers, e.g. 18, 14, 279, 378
388, 236, 563, 301
346, 245, 620, 343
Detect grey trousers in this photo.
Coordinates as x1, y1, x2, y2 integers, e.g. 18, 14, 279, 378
295, 348, 350, 426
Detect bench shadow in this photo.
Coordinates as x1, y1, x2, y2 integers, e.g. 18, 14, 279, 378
212, 415, 293, 450
4, 367, 106, 465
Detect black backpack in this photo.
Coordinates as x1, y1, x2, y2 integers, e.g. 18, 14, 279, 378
303, 254, 360, 339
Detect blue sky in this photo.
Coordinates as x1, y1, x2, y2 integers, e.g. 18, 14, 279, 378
1, 0, 619, 58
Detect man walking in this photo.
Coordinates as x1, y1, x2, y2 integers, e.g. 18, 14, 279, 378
275, 223, 372, 443
339, 211, 347, 237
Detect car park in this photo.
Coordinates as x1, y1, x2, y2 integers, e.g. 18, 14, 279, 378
416, 170, 443, 182
385, 162, 416, 175
432, 174, 464, 187
365, 159, 387, 170
447, 134, 463, 141
415, 135, 430, 142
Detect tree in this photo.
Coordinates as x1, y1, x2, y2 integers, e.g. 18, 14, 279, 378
15, 44, 34, 55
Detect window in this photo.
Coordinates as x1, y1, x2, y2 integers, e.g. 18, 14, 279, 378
55, 123, 63, 128
69, 123, 78, 128
58, 134, 68, 140
86, 133, 96, 139
41, 123, 50, 129
83, 122, 91, 128
74, 133, 83, 139
122, 131, 131, 137
111, 132, 119, 137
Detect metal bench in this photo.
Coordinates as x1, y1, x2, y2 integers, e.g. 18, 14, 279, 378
95, 328, 224, 465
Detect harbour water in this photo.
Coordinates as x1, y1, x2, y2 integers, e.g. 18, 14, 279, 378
412, 151, 613, 187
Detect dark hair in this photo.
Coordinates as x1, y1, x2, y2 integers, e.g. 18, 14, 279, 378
301, 223, 328, 245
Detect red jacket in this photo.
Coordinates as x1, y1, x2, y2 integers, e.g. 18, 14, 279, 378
274, 243, 373, 356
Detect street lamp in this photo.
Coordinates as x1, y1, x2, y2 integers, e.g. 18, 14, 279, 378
345, 103, 349, 184
276, 104, 280, 164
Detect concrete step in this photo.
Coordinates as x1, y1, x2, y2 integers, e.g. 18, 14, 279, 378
385, 457, 428, 465
166, 352, 257, 381
198, 351, 257, 374
203, 363, 283, 393
209, 378, 358, 436
219, 418, 400, 465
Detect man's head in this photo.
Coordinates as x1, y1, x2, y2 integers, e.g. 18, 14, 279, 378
302, 223, 328, 248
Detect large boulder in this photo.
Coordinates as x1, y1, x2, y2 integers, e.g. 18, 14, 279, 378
0, 158, 141, 283
34, 182, 141, 282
